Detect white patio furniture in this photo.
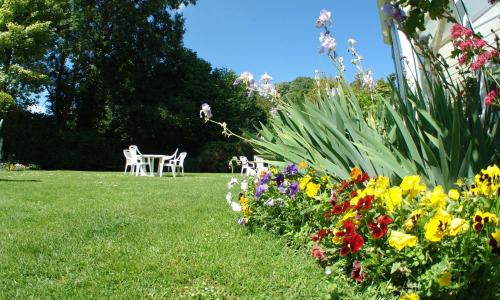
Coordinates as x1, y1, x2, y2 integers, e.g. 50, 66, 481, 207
254, 155, 269, 174
239, 156, 255, 176
159, 152, 187, 177
127, 146, 149, 176
123, 149, 134, 174
157, 149, 179, 177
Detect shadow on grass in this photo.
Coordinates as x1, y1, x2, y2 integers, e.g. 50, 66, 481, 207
0, 178, 41, 182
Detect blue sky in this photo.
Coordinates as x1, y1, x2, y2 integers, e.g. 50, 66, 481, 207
180, 0, 395, 83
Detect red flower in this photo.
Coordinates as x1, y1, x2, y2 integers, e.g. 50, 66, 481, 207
361, 172, 369, 182
340, 232, 364, 256
484, 89, 498, 106
350, 190, 358, 198
332, 201, 351, 215
336, 220, 356, 237
337, 221, 364, 256
367, 215, 393, 239
330, 193, 338, 206
351, 260, 366, 283
311, 229, 329, 241
355, 195, 373, 211
311, 245, 327, 261
337, 180, 350, 193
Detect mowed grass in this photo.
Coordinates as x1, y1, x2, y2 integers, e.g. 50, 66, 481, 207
0, 171, 329, 299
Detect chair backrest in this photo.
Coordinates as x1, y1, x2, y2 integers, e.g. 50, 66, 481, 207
123, 150, 132, 163
254, 155, 265, 169
239, 156, 248, 165
129, 145, 142, 155
128, 145, 141, 162
176, 152, 187, 166
171, 148, 179, 158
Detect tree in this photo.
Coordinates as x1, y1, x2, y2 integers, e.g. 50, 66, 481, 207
0, 0, 66, 106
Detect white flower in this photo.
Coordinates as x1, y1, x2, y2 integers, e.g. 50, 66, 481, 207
316, 9, 332, 28
260, 72, 273, 83
227, 177, 238, 189
348, 38, 357, 48
233, 72, 254, 85
314, 69, 320, 80
362, 69, 375, 91
230, 201, 242, 212
225, 192, 232, 204
319, 32, 336, 54
259, 82, 277, 99
199, 103, 212, 121
264, 199, 275, 207
241, 180, 248, 191
337, 56, 346, 71
328, 88, 338, 97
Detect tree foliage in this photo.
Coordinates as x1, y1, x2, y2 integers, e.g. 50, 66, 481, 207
1, 0, 269, 170
0, 0, 67, 105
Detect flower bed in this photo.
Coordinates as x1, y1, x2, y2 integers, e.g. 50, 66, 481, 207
226, 163, 499, 299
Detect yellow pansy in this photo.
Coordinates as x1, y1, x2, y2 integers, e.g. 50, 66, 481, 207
336, 210, 358, 227
424, 185, 447, 209
448, 189, 460, 201
374, 176, 390, 196
473, 211, 498, 231
383, 187, 403, 212
298, 160, 308, 169
388, 230, 417, 251
492, 230, 500, 244
270, 166, 279, 175
349, 187, 374, 205
425, 210, 452, 242
449, 218, 468, 236
299, 175, 311, 190
404, 209, 423, 232
305, 182, 321, 197
400, 292, 420, 300
438, 271, 452, 287
470, 165, 500, 197
239, 196, 249, 206
400, 175, 426, 198
331, 229, 343, 244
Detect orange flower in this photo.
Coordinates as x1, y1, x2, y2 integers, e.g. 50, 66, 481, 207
350, 167, 362, 181
298, 160, 308, 169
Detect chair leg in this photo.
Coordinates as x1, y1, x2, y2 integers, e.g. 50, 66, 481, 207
124, 165, 128, 175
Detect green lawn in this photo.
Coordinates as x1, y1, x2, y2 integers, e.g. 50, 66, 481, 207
0, 171, 329, 299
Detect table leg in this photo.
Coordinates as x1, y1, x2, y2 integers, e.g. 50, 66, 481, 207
149, 157, 154, 176
158, 159, 163, 177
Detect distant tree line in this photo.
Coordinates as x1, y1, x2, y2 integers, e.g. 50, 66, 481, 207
0, 0, 268, 171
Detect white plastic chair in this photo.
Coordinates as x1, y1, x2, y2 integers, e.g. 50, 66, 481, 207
123, 150, 134, 174
128, 145, 148, 176
239, 156, 255, 176
158, 148, 178, 177
160, 152, 187, 177
254, 155, 268, 174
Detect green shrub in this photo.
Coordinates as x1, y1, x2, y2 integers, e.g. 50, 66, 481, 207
195, 141, 254, 172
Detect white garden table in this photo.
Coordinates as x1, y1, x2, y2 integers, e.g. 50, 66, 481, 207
140, 154, 176, 176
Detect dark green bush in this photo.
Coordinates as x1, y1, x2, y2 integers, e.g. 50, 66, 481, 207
195, 141, 254, 173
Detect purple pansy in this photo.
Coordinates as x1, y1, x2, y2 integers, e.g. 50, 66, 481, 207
259, 171, 271, 185
288, 181, 299, 198
255, 184, 268, 199
284, 164, 298, 176
275, 174, 284, 186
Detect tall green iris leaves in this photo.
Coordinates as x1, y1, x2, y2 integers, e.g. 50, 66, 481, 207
249, 76, 498, 190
